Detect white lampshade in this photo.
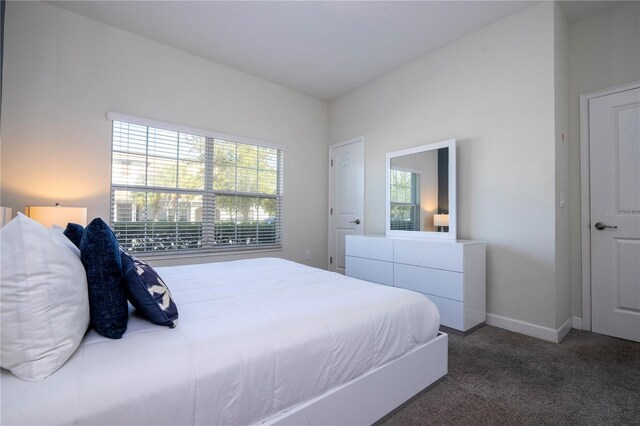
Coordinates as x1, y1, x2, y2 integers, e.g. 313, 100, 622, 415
25, 205, 88, 228
433, 214, 449, 227
1, 207, 13, 227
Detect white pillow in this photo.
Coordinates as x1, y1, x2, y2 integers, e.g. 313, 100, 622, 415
0, 213, 90, 381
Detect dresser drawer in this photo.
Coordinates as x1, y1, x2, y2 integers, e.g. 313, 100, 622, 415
422, 294, 464, 330
346, 235, 485, 333
393, 239, 463, 272
346, 235, 394, 262
345, 255, 393, 286
394, 264, 463, 301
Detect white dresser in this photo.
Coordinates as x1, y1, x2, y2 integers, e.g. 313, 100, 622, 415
345, 235, 486, 333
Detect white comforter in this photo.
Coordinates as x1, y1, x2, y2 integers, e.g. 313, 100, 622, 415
1, 258, 439, 425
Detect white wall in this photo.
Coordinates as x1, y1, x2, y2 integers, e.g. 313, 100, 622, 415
554, 3, 571, 330
330, 3, 560, 329
0, 1, 329, 268
568, 2, 640, 318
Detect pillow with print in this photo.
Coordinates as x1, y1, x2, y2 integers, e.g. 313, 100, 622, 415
121, 252, 178, 328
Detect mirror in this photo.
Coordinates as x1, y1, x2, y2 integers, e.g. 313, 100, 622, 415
386, 139, 456, 239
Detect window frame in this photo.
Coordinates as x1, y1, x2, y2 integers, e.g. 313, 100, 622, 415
108, 112, 285, 257
389, 167, 420, 231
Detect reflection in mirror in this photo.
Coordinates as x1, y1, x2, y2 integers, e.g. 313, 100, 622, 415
386, 139, 456, 239
390, 148, 449, 232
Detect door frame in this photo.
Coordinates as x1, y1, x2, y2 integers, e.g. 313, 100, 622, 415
328, 136, 365, 271
579, 80, 639, 331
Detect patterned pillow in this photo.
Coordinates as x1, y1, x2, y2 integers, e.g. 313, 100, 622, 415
121, 252, 178, 328
63, 223, 84, 248
80, 218, 128, 339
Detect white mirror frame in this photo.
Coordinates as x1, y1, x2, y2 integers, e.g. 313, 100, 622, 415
386, 139, 456, 240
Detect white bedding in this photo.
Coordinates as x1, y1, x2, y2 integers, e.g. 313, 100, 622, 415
1, 258, 440, 425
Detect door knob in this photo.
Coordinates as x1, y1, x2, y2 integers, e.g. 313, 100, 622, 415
350, 219, 361, 225
594, 222, 617, 230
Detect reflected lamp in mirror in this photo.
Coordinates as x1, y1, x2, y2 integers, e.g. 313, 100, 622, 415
434, 214, 449, 227
1, 207, 13, 227
25, 203, 88, 228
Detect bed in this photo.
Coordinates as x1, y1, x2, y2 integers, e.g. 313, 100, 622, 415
1, 257, 447, 425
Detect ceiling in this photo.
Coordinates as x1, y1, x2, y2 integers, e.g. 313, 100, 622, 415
49, 1, 620, 101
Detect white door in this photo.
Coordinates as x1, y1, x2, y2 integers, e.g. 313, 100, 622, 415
590, 87, 640, 342
329, 138, 364, 273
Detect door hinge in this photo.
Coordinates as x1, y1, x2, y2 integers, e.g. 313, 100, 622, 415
330, 257, 333, 264
330, 208, 333, 215
331, 159, 333, 167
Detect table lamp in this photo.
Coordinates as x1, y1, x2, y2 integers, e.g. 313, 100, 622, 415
25, 203, 88, 228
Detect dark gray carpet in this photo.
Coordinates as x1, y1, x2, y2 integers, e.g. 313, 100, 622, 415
381, 326, 640, 426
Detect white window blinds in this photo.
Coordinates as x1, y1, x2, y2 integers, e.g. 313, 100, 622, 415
111, 119, 283, 254
389, 169, 420, 231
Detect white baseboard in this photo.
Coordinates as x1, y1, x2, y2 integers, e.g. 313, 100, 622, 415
486, 314, 577, 343
572, 316, 583, 330
557, 316, 573, 342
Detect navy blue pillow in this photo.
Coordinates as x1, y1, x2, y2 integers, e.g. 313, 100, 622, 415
63, 223, 84, 248
121, 252, 178, 328
80, 218, 128, 339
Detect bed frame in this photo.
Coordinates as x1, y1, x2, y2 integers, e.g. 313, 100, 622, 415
265, 332, 448, 425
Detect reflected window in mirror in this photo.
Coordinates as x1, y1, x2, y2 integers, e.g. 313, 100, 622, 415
390, 168, 420, 231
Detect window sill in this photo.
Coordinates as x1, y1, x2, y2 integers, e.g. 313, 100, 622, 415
135, 246, 283, 263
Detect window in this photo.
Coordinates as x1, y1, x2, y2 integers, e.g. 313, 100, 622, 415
110, 117, 283, 254
389, 169, 420, 231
